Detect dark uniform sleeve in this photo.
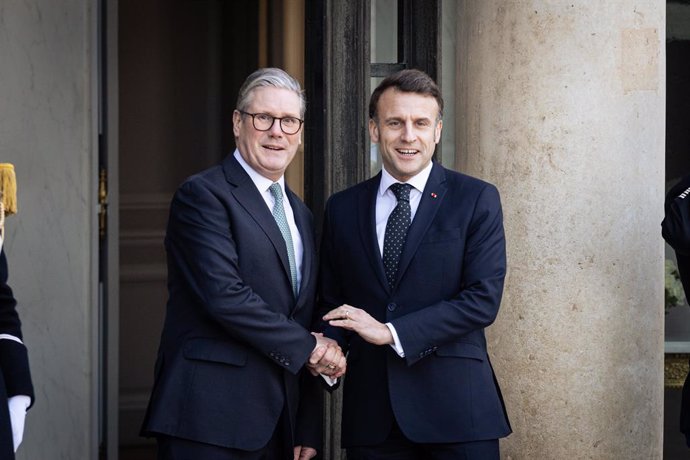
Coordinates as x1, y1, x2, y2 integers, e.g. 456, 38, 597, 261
0, 249, 34, 405
663, 175, 690, 257
662, 175, 690, 446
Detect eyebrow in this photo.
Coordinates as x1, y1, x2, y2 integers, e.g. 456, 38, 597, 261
383, 116, 433, 123
249, 110, 302, 118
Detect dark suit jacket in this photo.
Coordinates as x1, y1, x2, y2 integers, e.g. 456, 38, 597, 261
319, 163, 511, 447
0, 249, 34, 459
141, 154, 321, 451
662, 174, 690, 443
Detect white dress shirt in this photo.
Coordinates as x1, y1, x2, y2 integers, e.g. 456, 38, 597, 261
234, 150, 303, 292
376, 162, 434, 358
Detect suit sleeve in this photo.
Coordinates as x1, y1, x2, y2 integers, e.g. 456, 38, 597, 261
391, 184, 507, 366
167, 179, 316, 375
294, 370, 324, 450
0, 250, 34, 406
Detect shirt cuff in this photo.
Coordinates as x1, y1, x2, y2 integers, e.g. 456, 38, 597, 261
0, 334, 23, 345
320, 374, 338, 386
8, 395, 30, 412
385, 323, 405, 357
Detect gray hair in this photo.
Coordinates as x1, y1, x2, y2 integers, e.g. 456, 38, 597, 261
236, 68, 306, 118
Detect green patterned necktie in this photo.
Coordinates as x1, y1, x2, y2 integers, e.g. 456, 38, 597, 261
269, 183, 298, 297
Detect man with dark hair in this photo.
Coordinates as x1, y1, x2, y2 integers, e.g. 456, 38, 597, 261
662, 174, 690, 447
319, 68, 511, 459
141, 68, 345, 460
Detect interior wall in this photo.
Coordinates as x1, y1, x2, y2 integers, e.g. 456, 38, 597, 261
0, 1, 98, 458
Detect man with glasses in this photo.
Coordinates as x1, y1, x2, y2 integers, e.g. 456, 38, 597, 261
141, 68, 344, 460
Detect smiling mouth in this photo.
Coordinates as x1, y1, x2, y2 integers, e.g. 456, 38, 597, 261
397, 149, 417, 156
263, 145, 285, 151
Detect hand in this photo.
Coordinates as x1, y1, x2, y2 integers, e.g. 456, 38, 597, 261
306, 333, 346, 378
294, 445, 317, 460
323, 304, 394, 346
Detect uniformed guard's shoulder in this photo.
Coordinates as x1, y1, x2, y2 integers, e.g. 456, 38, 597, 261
665, 175, 690, 210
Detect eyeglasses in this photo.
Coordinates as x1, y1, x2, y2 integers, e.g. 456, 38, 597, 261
238, 111, 304, 135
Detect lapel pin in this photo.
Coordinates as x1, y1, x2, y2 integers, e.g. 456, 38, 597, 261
430, 192, 437, 199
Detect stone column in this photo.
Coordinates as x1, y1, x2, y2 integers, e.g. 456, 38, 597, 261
456, 1, 665, 458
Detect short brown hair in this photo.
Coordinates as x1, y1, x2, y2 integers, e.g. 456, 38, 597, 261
369, 69, 443, 120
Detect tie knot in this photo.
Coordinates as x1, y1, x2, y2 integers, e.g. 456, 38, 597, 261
269, 183, 283, 202
390, 183, 412, 202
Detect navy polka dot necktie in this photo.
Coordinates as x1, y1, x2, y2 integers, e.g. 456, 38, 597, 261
383, 183, 412, 289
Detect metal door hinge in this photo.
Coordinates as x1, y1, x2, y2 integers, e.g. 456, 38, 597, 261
99, 168, 107, 238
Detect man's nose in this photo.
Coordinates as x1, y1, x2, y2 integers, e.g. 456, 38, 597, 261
401, 121, 416, 142
268, 118, 283, 135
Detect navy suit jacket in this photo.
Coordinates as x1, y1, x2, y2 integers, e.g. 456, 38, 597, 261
141, 154, 321, 450
0, 249, 34, 460
319, 163, 511, 447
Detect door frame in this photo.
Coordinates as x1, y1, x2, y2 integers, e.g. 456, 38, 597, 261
100, 0, 120, 458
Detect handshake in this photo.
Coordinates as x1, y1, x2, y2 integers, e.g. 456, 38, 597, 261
306, 332, 346, 378
305, 304, 395, 378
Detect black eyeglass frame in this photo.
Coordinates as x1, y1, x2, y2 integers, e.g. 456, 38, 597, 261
238, 110, 304, 135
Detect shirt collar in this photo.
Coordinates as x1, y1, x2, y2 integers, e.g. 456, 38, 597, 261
378, 161, 434, 197
234, 149, 285, 193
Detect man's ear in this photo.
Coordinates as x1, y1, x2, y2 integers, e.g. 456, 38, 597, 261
232, 110, 241, 137
369, 119, 379, 143
434, 119, 443, 144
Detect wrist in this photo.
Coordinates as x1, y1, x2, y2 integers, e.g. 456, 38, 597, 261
379, 323, 394, 345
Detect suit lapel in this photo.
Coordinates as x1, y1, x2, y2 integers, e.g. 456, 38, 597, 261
395, 163, 447, 287
222, 156, 293, 288
358, 174, 390, 293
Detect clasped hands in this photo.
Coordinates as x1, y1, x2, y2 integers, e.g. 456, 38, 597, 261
307, 333, 346, 378
307, 304, 394, 377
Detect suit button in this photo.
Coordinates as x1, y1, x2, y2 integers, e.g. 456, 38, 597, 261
387, 303, 397, 312
285, 361, 291, 367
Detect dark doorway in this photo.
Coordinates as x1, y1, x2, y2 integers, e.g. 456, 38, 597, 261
117, 1, 258, 458
664, 1, 690, 459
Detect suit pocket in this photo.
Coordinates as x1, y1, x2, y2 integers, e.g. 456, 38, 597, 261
183, 337, 248, 366
421, 227, 463, 244
435, 341, 485, 361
